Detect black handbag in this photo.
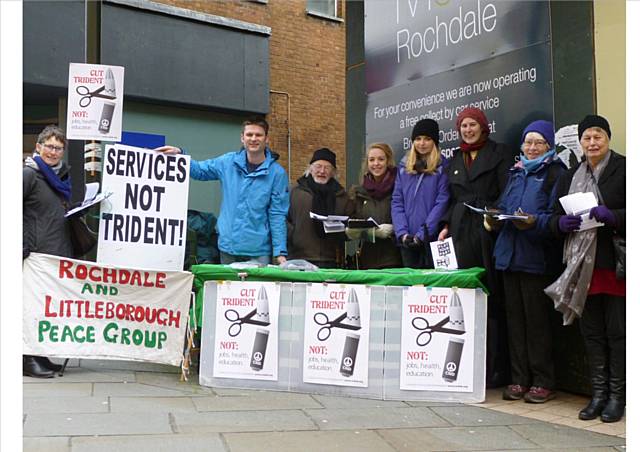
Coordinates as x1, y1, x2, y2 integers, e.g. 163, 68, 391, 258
68, 215, 97, 258
612, 234, 625, 280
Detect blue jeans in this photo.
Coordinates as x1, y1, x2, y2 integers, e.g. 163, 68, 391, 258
219, 251, 271, 265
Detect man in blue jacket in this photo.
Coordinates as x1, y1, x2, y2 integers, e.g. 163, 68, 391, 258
157, 117, 289, 264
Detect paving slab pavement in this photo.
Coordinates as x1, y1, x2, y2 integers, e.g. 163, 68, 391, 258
22, 360, 627, 451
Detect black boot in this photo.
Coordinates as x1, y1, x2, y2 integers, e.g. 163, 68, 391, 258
23, 355, 55, 378
579, 396, 608, 420
601, 333, 625, 422
579, 339, 609, 420
601, 398, 625, 423
35, 356, 63, 372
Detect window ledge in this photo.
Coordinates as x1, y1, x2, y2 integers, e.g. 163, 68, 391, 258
306, 10, 343, 23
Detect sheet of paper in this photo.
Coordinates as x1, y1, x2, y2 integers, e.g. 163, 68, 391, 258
559, 192, 603, 231
496, 214, 529, 221
64, 190, 113, 217
310, 212, 349, 222
323, 221, 346, 233
559, 192, 598, 215
84, 182, 99, 202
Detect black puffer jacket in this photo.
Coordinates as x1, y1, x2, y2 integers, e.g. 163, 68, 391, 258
23, 164, 74, 259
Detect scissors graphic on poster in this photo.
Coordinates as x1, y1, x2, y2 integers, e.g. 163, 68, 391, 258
76, 85, 117, 108
224, 308, 270, 337
412, 316, 465, 347
314, 312, 361, 341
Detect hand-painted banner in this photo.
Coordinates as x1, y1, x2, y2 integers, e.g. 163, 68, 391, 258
213, 281, 280, 381
97, 145, 191, 271
23, 253, 193, 366
400, 287, 475, 392
66, 63, 125, 141
303, 284, 370, 387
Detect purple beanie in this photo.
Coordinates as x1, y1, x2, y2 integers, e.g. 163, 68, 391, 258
521, 120, 555, 149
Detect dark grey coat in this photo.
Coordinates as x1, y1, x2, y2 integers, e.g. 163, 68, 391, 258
23, 165, 74, 259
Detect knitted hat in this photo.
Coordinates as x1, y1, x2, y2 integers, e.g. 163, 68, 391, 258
455, 107, 490, 134
578, 114, 611, 139
310, 147, 337, 168
521, 120, 555, 148
411, 118, 440, 145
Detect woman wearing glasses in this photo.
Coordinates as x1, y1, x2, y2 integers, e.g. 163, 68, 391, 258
486, 120, 566, 403
23, 125, 75, 378
287, 148, 353, 268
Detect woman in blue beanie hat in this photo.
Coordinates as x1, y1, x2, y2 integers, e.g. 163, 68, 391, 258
485, 119, 566, 403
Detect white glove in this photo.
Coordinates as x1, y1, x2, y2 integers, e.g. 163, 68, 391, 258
374, 223, 394, 239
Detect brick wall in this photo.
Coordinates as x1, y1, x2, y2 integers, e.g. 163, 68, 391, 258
155, 0, 347, 183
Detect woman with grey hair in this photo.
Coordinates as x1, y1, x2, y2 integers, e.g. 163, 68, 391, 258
287, 148, 352, 268
545, 115, 626, 423
23, 124, 75, 378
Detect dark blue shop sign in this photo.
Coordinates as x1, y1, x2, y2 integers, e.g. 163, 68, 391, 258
365, 42, 553, 163
364, 0, 550, 93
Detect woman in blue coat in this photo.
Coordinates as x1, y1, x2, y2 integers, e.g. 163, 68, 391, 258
486, 120, 566, 403
391, 118, 450, 268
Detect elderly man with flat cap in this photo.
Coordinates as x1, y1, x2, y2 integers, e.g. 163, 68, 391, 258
287, 148, 353, 268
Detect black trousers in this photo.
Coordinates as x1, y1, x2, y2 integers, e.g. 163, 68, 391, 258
580, 293, 626, 399
399, 243, 434, 269
503, 271, 556, 389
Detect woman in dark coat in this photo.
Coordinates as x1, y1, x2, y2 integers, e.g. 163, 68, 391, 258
287, 148, 352, 268
438, 107, 513, 387
545, 115, 625, 423
23, 125, 75, 378
487, 120, 566, 403
346, 142, 402, 269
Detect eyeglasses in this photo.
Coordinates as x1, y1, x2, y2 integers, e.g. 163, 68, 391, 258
41, 143, 65, 153
523, 140, 548, 148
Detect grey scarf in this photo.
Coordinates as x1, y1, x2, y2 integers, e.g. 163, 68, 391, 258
544, 152, 610, 325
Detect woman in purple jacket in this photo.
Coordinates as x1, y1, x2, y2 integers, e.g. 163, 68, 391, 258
391, 119, 450, 268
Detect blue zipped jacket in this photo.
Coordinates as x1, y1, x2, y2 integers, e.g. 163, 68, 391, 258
391, 158, 450, 242
190, 148, 289, 257
493, 156, 565, 274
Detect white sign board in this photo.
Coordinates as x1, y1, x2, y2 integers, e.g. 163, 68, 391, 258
303, 284, 370, 387
66, 63, 125, 142
430, 237, 458, 270
23, 253, 193, 366
97, 145, 190, 271
400, 287, 475, 392
213, 282, 280, 381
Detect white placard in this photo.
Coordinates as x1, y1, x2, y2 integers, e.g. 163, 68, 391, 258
430, 237, 458, 270
97, 145, 190, 271
400, 287, 475, 392
303, 284, 370, 387
66, 63, 124, 141
213, 282, 280, 381
23, 253, 193, 366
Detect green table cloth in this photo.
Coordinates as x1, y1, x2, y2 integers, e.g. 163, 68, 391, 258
191, 265, 487, 327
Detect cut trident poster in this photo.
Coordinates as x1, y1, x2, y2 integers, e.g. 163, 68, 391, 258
303, 284, 371, 387
213, 281, 280, 381
400, 286, 475, 392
